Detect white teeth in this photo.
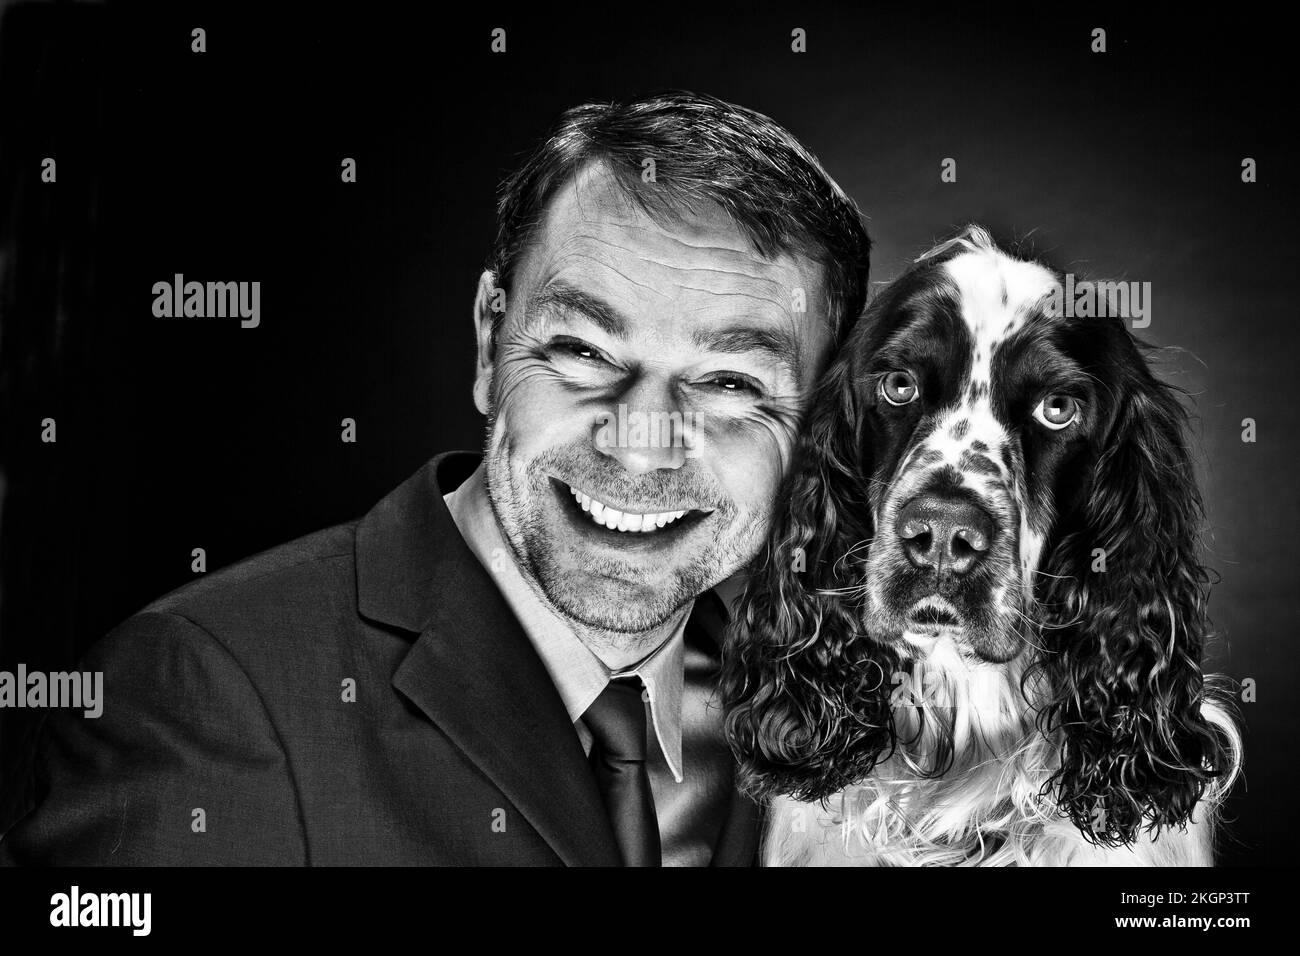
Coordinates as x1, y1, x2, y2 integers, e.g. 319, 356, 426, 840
567, 484, 692, 533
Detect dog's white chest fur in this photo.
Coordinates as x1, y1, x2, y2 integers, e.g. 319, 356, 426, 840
763, 778, 1215, 867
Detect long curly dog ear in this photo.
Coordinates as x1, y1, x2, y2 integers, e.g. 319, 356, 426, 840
720, 329, 898, 803
1036, 318, 1239, 845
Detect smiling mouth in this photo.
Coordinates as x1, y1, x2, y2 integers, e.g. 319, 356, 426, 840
550, 477, 712, 536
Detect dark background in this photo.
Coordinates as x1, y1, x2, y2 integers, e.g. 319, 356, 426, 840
0, 2, 1293, 865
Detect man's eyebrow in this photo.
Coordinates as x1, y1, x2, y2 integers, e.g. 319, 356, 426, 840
524, 280, 627, 339
692, 324, 802, 377
525, 279, 802, 376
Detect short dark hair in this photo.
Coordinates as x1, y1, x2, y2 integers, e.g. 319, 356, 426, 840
486, 90, 871, 346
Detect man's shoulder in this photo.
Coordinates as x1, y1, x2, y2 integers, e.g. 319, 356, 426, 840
76, 522, 374, 689
140, 520, 362, 630
116, 453, 475, 652
90, 452, 486, 693
135, 451, 481, 637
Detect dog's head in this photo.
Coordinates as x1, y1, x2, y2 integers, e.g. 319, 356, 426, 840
855, 227, 1085, 664
721, 226, 1236, 845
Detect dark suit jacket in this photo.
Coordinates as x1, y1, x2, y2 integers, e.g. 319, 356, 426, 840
0, 451, 760, 865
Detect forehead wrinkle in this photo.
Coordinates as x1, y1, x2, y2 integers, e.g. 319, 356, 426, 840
536, 172, 827, 325
544, 231, 809, 316
675, 285, 792, 322
599, 249, 805, 313
530, 169, 824, 307
568, 231, 757, 273
522, 181, 830, 367
538, 244, 675, 302
554, 209, 803, 280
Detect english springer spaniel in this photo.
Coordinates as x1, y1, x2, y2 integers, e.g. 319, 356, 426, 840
720, 226, 1241, 866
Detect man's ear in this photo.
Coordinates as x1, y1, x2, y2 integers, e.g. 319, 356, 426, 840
472, 270, 501, 416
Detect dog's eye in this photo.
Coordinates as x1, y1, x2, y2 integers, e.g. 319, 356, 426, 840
1033, 394, 1079, 429
880, 371, 919, 406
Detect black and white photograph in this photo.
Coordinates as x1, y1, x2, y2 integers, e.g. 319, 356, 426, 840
0, 0, 1289, 936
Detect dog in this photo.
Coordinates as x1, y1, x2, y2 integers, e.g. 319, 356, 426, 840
720, 226, 1241, 865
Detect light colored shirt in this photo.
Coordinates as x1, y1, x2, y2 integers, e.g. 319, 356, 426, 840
443, 462, 733, 865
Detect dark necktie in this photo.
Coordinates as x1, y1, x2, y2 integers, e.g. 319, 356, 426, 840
583, 677, 662, 867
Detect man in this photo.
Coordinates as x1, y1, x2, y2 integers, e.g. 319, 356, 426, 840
0, 91, 870, 865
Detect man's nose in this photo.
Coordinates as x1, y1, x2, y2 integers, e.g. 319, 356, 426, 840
895, 494, 993, 576
592, 386, 692, 475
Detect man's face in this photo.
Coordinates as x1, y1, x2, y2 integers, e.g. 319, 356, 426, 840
475, 162, 832, 635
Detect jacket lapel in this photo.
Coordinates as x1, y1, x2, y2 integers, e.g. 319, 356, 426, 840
358, 452, 620, 866
358, 451, 764, 867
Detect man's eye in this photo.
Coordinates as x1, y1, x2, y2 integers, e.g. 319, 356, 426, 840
703, 374, 761, 395
550, 338, 604, 362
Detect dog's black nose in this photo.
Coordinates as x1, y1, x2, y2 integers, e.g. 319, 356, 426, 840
896, 494, 993, 576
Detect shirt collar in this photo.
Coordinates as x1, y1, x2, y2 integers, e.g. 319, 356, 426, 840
443, 462, 690, 783
609, 625, 685, 783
